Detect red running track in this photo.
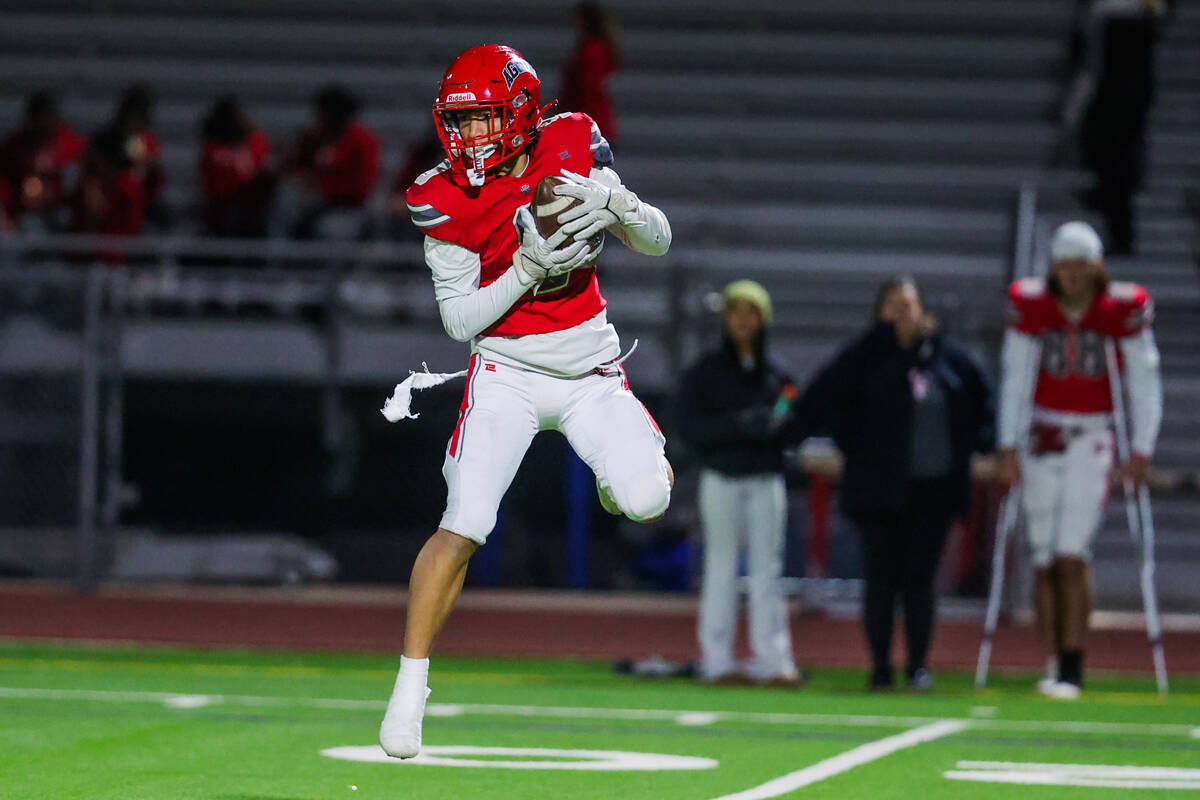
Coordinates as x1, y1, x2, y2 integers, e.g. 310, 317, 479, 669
0, 582, 1194, 675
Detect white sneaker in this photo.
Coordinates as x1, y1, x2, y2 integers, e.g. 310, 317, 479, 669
379, 683, 432, 758
1044, 681, 1081, 700
1036, 678, 1058, 696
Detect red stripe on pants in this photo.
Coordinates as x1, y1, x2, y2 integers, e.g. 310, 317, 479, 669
448, 354, 478, 459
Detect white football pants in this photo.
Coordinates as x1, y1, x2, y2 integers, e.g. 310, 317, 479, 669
1021, 419, 1114, 567
440, 354, 670, 543
697, 469, 797, 681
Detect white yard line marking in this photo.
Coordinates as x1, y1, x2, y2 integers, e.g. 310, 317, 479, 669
675, 712, 721, 726
0, 686, 1194, 738
162, 694, 216, 709
708, 720, 968, 800
946, 761, 1200, 790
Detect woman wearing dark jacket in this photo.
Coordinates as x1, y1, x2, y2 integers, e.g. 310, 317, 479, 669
676, 280, 802, 686
793, 277, 994, 690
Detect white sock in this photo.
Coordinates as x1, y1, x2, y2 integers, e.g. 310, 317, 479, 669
400, 655, 430, 679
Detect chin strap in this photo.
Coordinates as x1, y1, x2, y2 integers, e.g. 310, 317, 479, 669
467, 149, 486, 187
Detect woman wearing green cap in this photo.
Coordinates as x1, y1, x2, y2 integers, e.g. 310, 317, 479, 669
676, 279, 804, 687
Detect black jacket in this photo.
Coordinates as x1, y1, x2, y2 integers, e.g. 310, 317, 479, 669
791, 323, 994, 518
674, 337, 796, 476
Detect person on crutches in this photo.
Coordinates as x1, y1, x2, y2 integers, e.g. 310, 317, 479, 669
996, 220, 1162, 699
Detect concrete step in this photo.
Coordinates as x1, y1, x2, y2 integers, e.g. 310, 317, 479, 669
13, 0, 1075, 37
0, 14, 1068, 80
623, 116, 1055, 164
656, 202, 1008, 253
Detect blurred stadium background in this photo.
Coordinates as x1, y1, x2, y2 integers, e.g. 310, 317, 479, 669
1, 0, 1199, 670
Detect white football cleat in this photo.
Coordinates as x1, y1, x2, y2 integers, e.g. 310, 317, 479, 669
379, 684, 432, 758
1044, 681, 1081, 701
1036, 677, 1058, 696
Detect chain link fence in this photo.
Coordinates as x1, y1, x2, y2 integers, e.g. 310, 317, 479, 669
0, 263, 103, 583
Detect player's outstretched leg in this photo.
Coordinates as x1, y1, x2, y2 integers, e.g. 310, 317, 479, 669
380, 528, 477, 758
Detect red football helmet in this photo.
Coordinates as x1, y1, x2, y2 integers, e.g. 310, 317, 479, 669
433, 44, 544, 186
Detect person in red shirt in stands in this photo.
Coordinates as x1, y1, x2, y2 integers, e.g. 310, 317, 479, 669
69, 127, 147, 262
286, 84, 381, 239
559, 3, 622, 147
0, 90, 86, 232
111, 84, 168, 228
198, 96, 274, 238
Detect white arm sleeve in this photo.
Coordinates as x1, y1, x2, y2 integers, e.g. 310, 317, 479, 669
998, 329, 1038, 449
589, 166, 672, 256
1119, 328, 1163, 456
425, 236, 534, 343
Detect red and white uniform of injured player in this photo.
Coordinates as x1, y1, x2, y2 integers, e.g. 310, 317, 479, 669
998, 277, 1163, 566
406, 112, 672, 542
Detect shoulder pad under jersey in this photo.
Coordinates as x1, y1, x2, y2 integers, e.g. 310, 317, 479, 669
405, 161, 454, 231
1105, 280, 1153, 334
1005, 277, 1051, 333
539, 111, 613, 169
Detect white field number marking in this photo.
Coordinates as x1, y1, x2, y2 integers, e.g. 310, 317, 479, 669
709, 720, 968, 800
321, 745, 718, 771
946, 761, 1200, 790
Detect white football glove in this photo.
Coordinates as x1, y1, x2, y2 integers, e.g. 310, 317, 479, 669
512, 205, 603, 288
553, 169, 641, 243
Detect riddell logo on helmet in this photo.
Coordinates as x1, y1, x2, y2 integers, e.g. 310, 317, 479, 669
445, 92, 476, 103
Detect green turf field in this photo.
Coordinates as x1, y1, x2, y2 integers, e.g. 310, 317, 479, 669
0, 641, 1197, 799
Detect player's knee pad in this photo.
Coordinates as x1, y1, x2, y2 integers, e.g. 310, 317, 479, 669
612, 470, 671, 522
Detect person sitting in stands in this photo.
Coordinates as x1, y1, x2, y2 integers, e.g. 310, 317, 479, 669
70, 127, 148, 261
283, 84, 381, 240
0, 90, 85, 233
110, 84, 168, 228
198, 96, 275, 238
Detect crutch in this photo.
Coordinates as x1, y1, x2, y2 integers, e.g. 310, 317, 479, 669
974, 486, 1022, 688
975, 338, 1040, 689
1105, 339, 1168, 695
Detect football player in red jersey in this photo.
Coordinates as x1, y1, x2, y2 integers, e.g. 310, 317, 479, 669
996, 220, 1162, 699
379, 44, 673, 758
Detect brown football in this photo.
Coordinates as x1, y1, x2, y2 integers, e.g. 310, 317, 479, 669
533, 175, 603, 249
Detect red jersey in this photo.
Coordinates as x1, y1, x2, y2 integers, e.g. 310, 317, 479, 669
198, 128, 272, 221
1007, 277, 1152, 414
303, 121, 381, 206
0, 121, 86, 215
406, 112, 608, 338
